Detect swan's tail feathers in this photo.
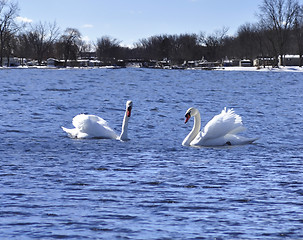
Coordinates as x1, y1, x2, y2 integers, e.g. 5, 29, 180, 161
62, 126, 70, 133
247, 137, 259, 144
222, 108, 243, 125
62, 126, 78, 138
239, 137, 258, 145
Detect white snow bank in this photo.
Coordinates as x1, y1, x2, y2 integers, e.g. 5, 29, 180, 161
216, 66, 303, 72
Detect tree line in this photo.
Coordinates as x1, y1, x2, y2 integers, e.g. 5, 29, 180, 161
1, 0, 303, 67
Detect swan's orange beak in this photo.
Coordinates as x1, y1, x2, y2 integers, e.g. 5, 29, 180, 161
127, 106, 132, 117
185, 113, 191, 123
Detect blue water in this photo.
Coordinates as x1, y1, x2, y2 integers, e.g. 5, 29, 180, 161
1, 68, 303, 239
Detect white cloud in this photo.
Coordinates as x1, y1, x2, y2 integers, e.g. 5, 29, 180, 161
82, 24, 94, 28
15, 16, 33, 23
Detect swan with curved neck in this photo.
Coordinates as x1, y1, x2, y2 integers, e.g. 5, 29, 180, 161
182, 107, 257, 147
62, 100, 133, 141
118, 100, 132, 141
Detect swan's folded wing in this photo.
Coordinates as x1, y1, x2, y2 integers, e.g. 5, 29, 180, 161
72, 114, 117, 138
72, 114, 106, 129
72, 114, 89, 130
202, 108, 244, 140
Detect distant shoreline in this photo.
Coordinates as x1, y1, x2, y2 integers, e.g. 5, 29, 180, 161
1, 65, 303, 72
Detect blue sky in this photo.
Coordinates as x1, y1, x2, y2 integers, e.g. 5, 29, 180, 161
17, 0, 268, 47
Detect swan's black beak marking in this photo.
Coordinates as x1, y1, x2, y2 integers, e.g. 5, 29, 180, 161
185, 112, 191, 123
127, 106, 132, 117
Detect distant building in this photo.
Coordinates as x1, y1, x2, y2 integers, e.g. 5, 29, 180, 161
223, 58, 240, 67
253, 57, 274, 67
197, 60, 221, 68
1, 57, 20, 67
281, 55, 301, 66
240, 59, 252, 67
255, 55, 303, 67
88, 60, 101, 67
47, 58, 57, 66
79, 51, 97, 60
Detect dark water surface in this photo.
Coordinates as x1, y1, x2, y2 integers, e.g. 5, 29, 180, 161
1, 68, 303, 239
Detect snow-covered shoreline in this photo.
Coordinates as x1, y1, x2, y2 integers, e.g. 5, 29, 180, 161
216, 66, 303, 72
1, 65, 303, 72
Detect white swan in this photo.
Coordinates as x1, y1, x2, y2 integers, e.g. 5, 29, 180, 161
182, 107, 257, 147
62, 100, 133, 141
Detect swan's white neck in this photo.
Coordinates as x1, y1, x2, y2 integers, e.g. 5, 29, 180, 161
119, 111, 129, 141
182, 111, 201, 146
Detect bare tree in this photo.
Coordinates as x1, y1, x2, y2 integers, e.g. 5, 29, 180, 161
174, 34, 202, 62
58, 28, 81, 67
292, 5, 303, 66
3, 30, 16, 65
134, 33, 202, 63
95, 36, 121, 63
0, 0, 19, 66
135, 35, 163, 60
258, 0, 300, 66
236, 23, 260, 59
14, 32, 32, 64
201, 27, 229, 61
28, 21, 60, 65
79, 40, 94, 59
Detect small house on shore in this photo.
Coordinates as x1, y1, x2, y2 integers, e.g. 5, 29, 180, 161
253, 57, 274, 67
223, 59, 241, 67
240, 59, 252, 67
1, 57, 21, 67
280, 55, 301, 66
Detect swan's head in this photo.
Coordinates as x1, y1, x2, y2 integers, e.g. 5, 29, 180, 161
126, 100, 133, 117
184, 107, 198, 123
